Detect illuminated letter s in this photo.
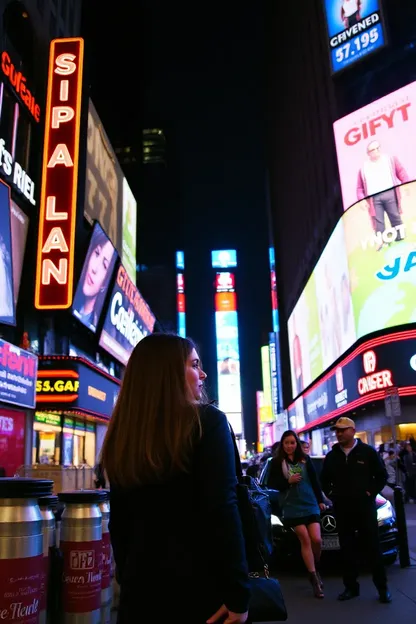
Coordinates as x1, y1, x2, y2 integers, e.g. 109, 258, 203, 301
55, 53, 77, 75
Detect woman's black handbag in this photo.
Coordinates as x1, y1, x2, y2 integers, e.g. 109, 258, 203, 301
229, 427, 288, 621
249, 573, 288, 622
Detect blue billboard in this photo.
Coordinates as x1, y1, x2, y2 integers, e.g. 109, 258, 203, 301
323, 0, 387, 73
211, 249, 237, 269
0, 339, 38, 409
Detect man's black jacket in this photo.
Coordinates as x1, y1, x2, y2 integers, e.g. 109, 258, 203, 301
321, 439, 387, 503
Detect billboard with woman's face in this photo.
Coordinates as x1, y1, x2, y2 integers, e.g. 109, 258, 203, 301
0, 180, 15, 325
72, 222, 117, 332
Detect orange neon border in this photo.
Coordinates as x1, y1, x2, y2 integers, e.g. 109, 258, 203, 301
35, 37, 84, 310
37, 369, 79, 379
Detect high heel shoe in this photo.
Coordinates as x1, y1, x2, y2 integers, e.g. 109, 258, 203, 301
315, 569, 324, 590
309, 572, 324, 599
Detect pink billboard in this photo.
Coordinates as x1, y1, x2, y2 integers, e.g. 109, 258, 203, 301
333, 81, 416, 211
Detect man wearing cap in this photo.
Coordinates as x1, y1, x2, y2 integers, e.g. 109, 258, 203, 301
321, 417, 391, 603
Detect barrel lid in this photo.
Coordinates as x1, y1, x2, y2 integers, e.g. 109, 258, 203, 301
38, 494, 59, 510
0, 478, 53, 499
58, 490, 107, 504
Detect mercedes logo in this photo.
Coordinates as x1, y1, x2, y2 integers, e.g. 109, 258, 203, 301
322, 515, 337, 533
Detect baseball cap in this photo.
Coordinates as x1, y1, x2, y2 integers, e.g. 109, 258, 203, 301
331, 417, 355, 431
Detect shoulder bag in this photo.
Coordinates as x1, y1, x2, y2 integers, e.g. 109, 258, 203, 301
229, 426, 288, 622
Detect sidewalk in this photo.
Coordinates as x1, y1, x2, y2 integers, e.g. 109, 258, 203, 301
276, 564, 416, 623
405, 502, 416, 561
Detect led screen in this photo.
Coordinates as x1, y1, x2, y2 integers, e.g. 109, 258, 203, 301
85, 100, 137, 259
121, 177, 137, 282
288, 179, 416, 398
177, 272, 186, 338
211, 249, 237, 268
10, 200, 29, 305
214, 271, 243, 435
0, 180, 15, 325
72, 222, 117, 333
334, 82, 416, 212
99, 263, 156, 365
323, 0, 386, 74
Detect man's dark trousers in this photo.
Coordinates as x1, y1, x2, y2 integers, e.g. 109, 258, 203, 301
335, 498, 387, 591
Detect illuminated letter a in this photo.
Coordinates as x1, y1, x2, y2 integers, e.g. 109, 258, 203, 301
47, 143, 74, 168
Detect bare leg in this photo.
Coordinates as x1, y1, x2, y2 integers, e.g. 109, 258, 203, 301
294, 525, 315, 572
307, 522, 322, 563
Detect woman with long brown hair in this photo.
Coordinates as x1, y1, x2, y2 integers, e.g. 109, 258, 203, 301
268, 430, 326, 599
101, 333, 249, 623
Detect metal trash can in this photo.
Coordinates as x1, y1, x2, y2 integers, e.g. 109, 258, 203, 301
0, 477, 53, 623
38, 494, 58, 624
59, 490, 106, 623
99, 491, 112, 606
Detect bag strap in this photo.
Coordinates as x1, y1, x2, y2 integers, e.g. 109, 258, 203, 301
228, 422, 244, 480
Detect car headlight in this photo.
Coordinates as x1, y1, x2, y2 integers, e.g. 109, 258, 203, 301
271, 514, 283, 527
377, 501, 395, 525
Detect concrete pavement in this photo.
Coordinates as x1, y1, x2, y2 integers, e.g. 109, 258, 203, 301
405, 502, 416, 560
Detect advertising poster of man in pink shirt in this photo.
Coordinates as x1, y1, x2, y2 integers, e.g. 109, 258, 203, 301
333, 81, 416, 214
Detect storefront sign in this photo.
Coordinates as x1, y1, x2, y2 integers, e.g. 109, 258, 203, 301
1, 51, 41, 122
0, 139, 36, 205
35, 38, 84, 310
99, 264, 155, 365
0, 338, 38, 409
288, 329, 416, 433
36, 357, 119, 419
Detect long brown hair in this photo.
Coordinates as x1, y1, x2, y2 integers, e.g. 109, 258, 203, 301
101, 333, 202, 487
275, 430, 306, 465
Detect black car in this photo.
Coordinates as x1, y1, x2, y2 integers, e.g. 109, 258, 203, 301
258, 457, 398, 565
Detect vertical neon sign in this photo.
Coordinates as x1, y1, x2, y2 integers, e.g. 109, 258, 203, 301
176, 251, 186, 337
268, 247, 283, 414
35, 38, 84, 309
214, 265, 243, 436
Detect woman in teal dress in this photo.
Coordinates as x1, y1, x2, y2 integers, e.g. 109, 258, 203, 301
268, 430, 326, 598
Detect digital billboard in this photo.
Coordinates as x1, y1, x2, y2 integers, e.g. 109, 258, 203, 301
121, 178, 137, 282
211, 249, 237, 268
0, 338, 38, 409
288, 179, 416, 398
214, 271, 243, 436
177, 272, 186, 338
99, 263, 155, 366
72, 222, 117, 332
322, 0, 387, 74
334, 82, 416, 212
343, 179, 416, 340
0, 180, 15, 324
85, 101, 137, 260
10, 200, 29, 305
288, 329, 416, 433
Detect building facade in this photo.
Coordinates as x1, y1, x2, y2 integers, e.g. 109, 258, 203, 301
268, 0, 416, 451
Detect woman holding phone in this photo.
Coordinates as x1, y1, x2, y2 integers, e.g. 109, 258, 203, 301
268, 430, 326, 598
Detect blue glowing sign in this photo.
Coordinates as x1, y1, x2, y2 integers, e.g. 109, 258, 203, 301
323, 0, 387, 73
211, 250, 237, 269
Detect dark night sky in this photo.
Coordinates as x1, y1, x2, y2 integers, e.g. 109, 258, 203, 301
81, 1, 273, 445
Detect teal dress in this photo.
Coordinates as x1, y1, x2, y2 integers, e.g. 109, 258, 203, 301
280, 461, 320, 527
